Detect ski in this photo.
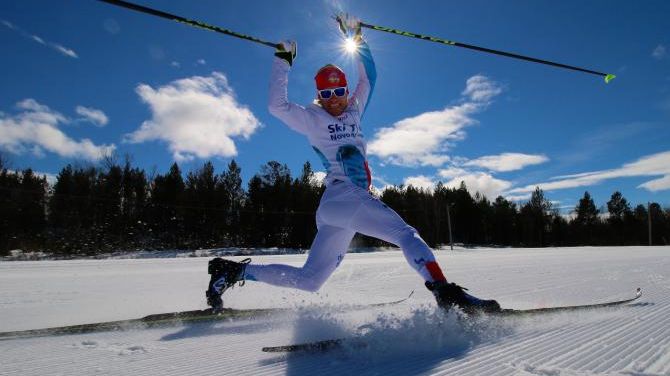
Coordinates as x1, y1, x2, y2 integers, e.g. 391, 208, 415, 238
0, 291, 413, 341
0, 307, 274, 341
496, 288, 642, 316
263, 338, 360, 353
262, 288, 642, 353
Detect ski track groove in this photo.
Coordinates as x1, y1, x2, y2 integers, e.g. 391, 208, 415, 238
567, 317, 652, 371
583, 312, 670, 372
426, 328, 568, 375
633, 330, 670, 374
427, 302, 656, 376
545, 290, 665, 370
528, 313, 642, 367
547, 292, 668, 373
432, 325, 582, 375
606, 325, 670, 373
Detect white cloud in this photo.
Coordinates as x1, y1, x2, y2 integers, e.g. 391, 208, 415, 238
171, 61, 181, 68
370, 175, 395, 194
53, 44, 78, 58
0, 99, 115, 160
506, 193, 531, 202
368, 75, 501, 167
508, 150, 670, 194
75, 106, 109, 127
1, 20, 14, 29
31, 35, 45, 44
403, 175, 436, 192
8, 169, 57, 186
17, 99, 54, 113
464, 152, 549, 172
197, 59, 206, 65
443, 172, 512, 200
638, 175, 670, 191
2, 19, 78, 58
124, 72, 261, 161
462, 75, 503, 102
311, 171, 326, 186
652, 44, 667, 60
437, 166, 468, 179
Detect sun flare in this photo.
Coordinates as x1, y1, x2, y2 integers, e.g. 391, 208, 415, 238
344, 38, 358, 53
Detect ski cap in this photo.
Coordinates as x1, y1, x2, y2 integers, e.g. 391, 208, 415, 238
315, 64, 347, 89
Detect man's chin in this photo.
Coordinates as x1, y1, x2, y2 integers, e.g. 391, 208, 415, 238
326, 106, 345, 116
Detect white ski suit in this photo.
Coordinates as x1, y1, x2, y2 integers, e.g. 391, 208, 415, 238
244, 42, 446, 291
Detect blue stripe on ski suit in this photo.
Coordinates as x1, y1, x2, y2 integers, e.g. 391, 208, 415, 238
357, 41, 376, 118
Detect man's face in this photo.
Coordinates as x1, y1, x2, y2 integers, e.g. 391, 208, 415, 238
318, 87, 349, 117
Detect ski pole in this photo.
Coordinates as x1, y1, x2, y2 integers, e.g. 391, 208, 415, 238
97, 0, 280, 49
360, 22, 616, 83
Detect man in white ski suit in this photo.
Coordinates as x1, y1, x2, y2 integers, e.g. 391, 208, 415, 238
206, 16, 500, 314
243, 34, 449, 292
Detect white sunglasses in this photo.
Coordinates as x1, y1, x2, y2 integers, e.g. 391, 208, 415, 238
318, 87, 347, 99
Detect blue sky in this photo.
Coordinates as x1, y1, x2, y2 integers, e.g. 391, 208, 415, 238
1, 0, 669, 213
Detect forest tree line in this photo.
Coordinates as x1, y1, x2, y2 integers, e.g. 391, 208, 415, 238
1, 155, 669, 256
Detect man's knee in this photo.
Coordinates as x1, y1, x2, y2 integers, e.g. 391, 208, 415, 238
398, 225, 425, 247
293, 267, 332, 292
298, 273, 328, 292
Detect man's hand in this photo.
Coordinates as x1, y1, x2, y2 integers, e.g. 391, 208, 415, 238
336, 13, 362, 42
274, 40, 297, 67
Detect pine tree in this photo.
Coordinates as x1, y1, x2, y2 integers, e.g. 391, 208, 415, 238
183, 161, 221, 247
519, 187, 552, 246
288, 162, 320, 248
491, 196, 518, 246
259, 161, 292, 246
633, 204, 648, 244
575, 191, 599, 226
149, 163, 185, 248
607, 191, 631, 220
121, 158, 148, 249
218, 160, 244, 244
572, 191, 600, 245
0, 167, 21, 254
649, 202, 667, 245
242, 174, 265, 246
606, 191, 631, 245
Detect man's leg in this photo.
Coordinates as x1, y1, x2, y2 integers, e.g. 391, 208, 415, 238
335, 188, 499, 313
317, 186, 446, 283
244, 225, 355, 292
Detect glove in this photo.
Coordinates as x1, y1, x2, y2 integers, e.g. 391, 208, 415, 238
274, 40, 297, 67
335, 13, 362, 42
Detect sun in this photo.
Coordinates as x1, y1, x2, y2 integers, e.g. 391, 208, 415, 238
344, 38, 358, 53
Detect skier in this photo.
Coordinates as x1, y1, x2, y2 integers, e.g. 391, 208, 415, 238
206, 15, 500, 315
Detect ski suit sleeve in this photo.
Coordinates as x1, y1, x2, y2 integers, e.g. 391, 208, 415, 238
268, 57, 312, 135
350, 40, 377, 120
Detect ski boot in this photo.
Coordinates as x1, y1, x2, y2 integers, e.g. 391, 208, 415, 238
426, 281, 501, 315
205, 257, 251, 311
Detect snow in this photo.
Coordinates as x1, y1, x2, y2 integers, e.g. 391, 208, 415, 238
1, 246, 669, 375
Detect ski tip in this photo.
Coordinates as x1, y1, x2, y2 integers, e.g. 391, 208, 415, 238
604, 74, 616, 83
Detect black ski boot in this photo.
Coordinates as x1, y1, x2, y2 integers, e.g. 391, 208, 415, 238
205, 257, 251, 311
426, 281, 501, 314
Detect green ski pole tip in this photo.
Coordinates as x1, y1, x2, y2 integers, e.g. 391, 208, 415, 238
604, 74, 616, 84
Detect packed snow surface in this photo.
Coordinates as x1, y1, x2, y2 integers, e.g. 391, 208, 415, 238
1, 246, 669, 375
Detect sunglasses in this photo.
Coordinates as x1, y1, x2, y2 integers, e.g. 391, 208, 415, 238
318, 87, 347, 99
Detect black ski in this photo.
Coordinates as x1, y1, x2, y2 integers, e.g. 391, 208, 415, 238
0, 291, 413, 341
262, 288, 642, 353
263, 338, 360, 353
0, 307, 274, 341
496, 287, 642, 316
